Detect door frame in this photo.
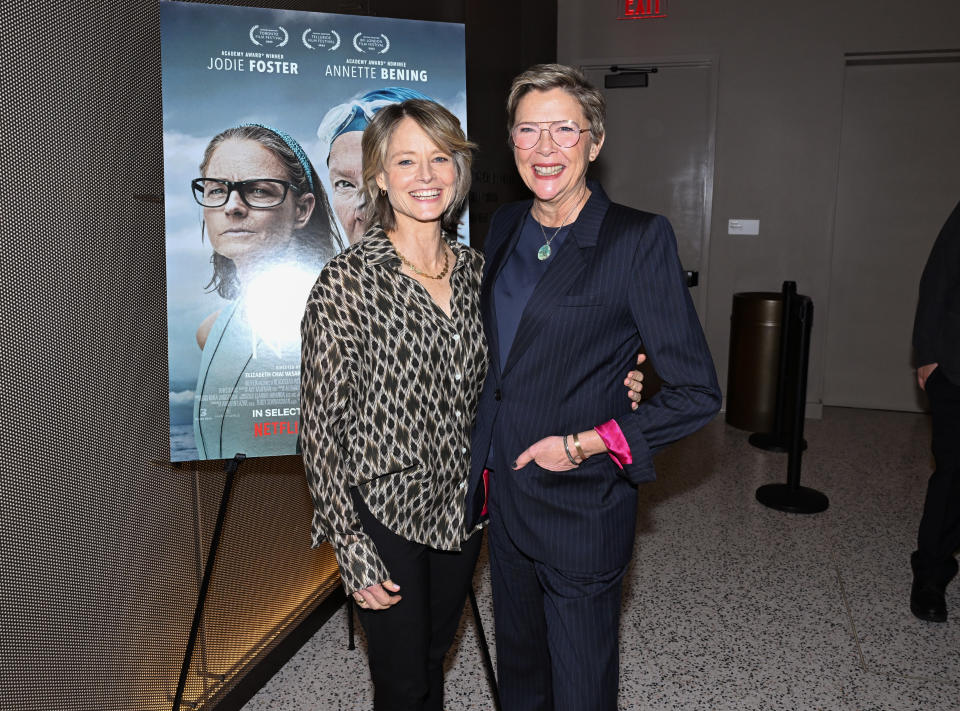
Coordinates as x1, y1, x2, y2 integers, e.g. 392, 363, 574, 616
576, 54, 720, 327
822, 49, 960, 412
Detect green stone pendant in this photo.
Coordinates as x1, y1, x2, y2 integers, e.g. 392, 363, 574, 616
537, 244, 551, 261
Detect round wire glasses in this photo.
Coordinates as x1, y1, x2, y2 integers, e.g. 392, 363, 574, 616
510, 120, 590, 150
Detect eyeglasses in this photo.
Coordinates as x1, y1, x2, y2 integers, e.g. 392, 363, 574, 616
191, 178, 300, 208
510, 120, 590, 150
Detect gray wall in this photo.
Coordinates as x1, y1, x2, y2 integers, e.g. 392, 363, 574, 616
558, 0, 960, 409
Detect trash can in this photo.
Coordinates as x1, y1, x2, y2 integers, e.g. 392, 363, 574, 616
726, 292, 782, 432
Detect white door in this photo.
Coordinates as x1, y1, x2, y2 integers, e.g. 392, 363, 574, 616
581, 58, 717, 323
824, 52, 960, 412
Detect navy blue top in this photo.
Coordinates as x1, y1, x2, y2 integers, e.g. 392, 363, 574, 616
493, 211, 572, 367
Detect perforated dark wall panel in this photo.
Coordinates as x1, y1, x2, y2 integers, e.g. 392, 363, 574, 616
0, 3, 341, 710
0, 1, 559, 708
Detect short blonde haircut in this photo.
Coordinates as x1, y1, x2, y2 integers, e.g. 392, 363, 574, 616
361, 99, 475, 235
506, 63, 606, 144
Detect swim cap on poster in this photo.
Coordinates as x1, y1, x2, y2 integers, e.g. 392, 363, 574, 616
242, 122, 316, 194
317, 87, 433, 159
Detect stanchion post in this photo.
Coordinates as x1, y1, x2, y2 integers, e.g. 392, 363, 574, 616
755, 296, 828, 514
786, 298, 812, 490
771, 281, 796, 440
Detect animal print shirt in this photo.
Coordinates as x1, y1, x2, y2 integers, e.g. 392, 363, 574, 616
300, 227, 487, 594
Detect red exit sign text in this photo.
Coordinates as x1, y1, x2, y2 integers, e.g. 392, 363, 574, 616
619, 0, 668, 20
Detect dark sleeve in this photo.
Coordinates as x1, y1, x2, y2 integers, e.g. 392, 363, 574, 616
913, 200, 960, 366
612, 214, 722, 485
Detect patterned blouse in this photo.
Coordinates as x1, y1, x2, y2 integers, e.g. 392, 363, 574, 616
300, 226, 488, 594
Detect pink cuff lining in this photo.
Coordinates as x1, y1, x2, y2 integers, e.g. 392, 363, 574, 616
481, 469, 490, 516
595, 420, 632, 470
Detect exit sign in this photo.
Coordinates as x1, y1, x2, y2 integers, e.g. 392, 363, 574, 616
618, 0, 668, 19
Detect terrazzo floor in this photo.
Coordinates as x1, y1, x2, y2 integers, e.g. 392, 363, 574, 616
242, 407, 960, 710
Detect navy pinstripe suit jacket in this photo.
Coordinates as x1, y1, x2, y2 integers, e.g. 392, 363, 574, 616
467, 183, 721, 572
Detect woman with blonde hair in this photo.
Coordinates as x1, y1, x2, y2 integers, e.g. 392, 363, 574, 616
301, 99, 484, 710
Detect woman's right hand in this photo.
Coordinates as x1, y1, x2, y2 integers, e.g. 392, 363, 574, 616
353, 579, 402, 610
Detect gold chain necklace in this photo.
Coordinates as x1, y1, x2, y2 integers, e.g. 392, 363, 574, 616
396, 244, 451, 280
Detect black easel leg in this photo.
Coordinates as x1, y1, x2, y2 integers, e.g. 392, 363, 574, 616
469, 586, 501, 711
346, 596, 356, 650
172, 454, 245, 711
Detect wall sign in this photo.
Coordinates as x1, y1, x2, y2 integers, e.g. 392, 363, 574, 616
618, 0, 668, 20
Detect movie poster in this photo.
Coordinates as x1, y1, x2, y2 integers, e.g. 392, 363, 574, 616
161, 1, 467, 461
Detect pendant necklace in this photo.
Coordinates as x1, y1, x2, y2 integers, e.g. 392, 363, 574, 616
535, 196, 582, 261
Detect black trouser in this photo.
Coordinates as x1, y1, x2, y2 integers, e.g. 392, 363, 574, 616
352, 490, 482, 711
914, 368, 960, 586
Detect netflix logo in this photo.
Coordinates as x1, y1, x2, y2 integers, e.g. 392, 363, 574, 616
253, 421, 299, 437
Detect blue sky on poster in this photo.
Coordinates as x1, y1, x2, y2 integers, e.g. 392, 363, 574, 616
160, 1, 467, 428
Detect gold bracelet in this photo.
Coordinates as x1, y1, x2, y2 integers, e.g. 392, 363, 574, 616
573, 432, 586, 462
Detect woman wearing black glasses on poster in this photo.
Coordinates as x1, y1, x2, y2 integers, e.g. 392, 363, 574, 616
190, 124, 343, 459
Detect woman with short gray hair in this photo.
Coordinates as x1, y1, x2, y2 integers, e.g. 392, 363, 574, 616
467, 63, 721, 710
